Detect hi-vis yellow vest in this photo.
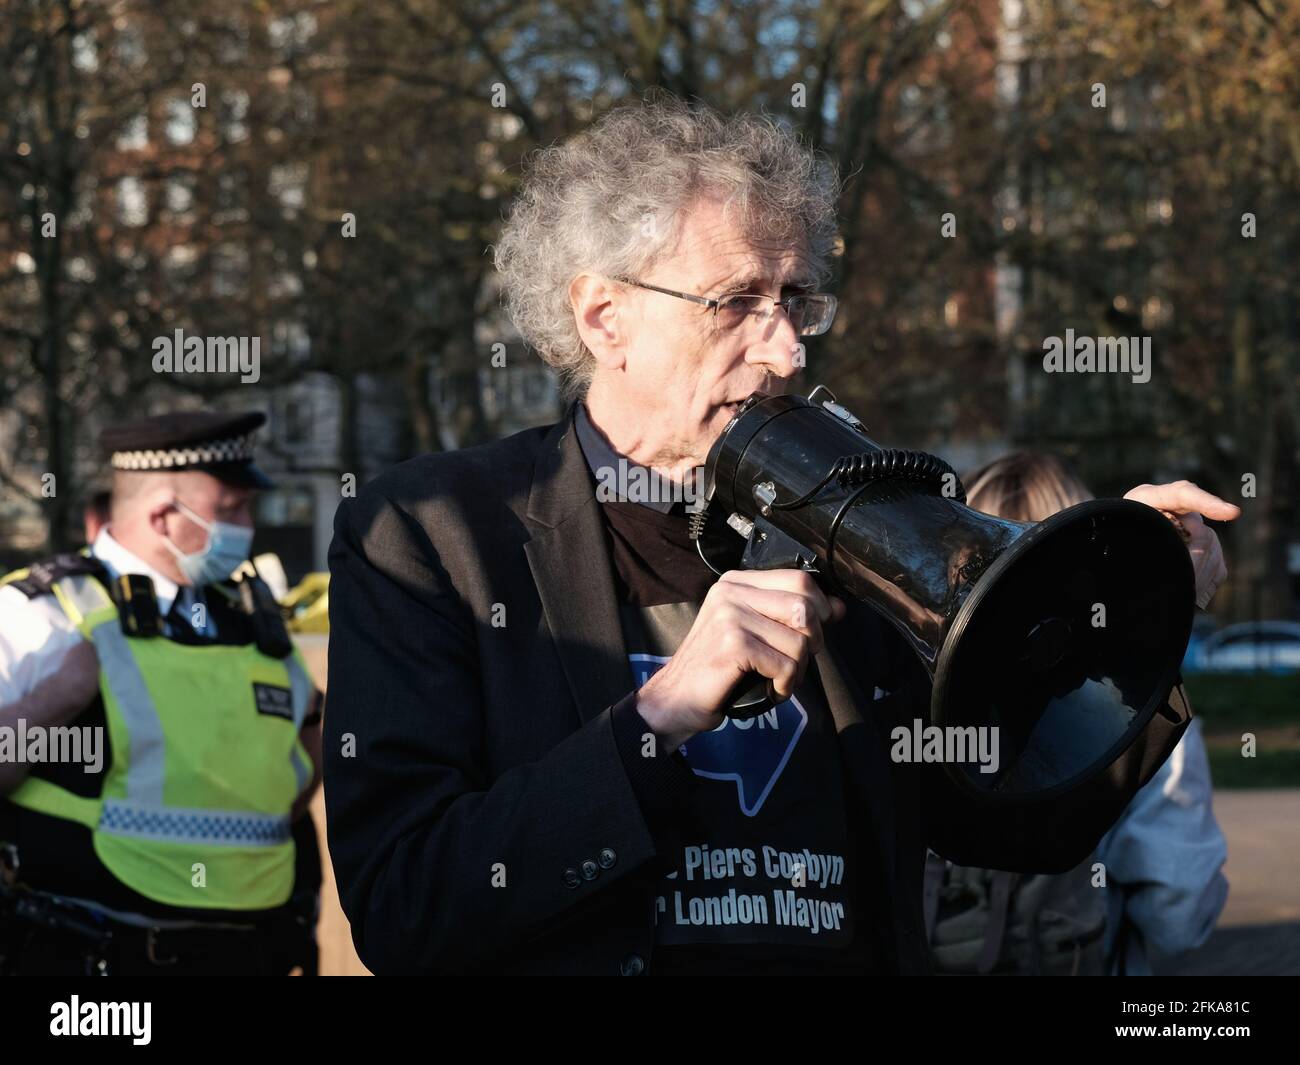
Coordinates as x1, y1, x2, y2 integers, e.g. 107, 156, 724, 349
5, 572, 314, 911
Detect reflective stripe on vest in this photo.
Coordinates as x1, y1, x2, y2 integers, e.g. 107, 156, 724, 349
286, 653, 313, 794
7, 572, 313, 910
99, 800, 290, 845
52, 575, 167, 805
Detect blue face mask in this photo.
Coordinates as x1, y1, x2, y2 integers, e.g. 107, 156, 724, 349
163, 498, 254, 586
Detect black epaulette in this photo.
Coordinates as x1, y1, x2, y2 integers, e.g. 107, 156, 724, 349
1, 552, 109, 599
206, 572, 293, 658
239, 573, 294, 659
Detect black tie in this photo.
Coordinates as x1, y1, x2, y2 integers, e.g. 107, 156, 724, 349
165, 589, 199, 640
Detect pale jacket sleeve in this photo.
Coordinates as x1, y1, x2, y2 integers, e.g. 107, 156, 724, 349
1095, 718, 1228, 972
0, 586, 82, 707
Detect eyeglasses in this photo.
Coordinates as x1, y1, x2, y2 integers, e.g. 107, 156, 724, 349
615, 278, 838, 337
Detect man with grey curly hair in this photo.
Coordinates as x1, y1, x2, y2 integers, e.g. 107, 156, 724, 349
493, 93, 840, 408
323, 95, 1234, 976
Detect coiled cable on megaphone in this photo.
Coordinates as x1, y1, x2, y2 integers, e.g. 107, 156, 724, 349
768, 448, 965, 511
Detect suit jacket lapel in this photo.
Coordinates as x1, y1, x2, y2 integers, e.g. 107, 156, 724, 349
523, 404, 635, 727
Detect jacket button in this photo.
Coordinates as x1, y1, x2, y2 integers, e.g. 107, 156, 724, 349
598, 848, 617, 869
620, 954, 645, 976
580, 860, 599, 880
562, 867, 581, 889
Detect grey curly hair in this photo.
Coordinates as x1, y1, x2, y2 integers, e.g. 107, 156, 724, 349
493, 95, 841, 400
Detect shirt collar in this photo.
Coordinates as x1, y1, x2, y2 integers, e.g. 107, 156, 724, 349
573, 401, 679, 514
90, 526, 181, 614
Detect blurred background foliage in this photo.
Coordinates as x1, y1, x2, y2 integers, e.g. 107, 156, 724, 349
1, 0, 1296, 627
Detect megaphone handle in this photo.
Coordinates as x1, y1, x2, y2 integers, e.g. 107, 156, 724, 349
724, 671, 781, 720
724, 516, 817, 719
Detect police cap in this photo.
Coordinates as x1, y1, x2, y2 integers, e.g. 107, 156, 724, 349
100, 410, 275, 489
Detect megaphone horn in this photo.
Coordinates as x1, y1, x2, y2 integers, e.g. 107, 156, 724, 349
694, 386, 1196, 808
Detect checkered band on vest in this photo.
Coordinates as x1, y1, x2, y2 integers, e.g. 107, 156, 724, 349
110, 432, 257, 471
100, 800, 291, 846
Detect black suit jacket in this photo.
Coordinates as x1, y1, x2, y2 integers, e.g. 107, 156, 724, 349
323, 405, 1169, 975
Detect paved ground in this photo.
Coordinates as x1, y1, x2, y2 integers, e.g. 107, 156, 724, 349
1160, 788, 1300, 976
298, 637, 372, 975
309, 790, 371, 975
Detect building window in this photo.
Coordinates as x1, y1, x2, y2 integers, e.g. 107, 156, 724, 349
115, 177, 148, 227
256, 487, 315, 526
164, 174, 196, 217
215, 169, 250, 223
270, 320, 311, 362
163, 244, 199, 285
165, 97, 197, 145
216, 19, 250, 65
269, 163, 308, 210
269, 13, 317, 58
114, 24, 146, 69
116, 113, 147, 151
219, 90, 250, 143
280, 398, 309, 444
212, 244, 250, 298
269, 270, 303, 299
72, 30, 98, 72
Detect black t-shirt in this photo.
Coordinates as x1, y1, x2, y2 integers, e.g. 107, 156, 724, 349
597, 497, 875, 974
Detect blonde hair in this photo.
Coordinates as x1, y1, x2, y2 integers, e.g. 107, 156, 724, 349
963, 451, 1093, 523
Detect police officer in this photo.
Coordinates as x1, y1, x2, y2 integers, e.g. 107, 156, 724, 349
0, 411, 323, 974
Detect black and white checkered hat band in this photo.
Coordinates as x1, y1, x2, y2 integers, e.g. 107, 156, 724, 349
110, 433, 257, 471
